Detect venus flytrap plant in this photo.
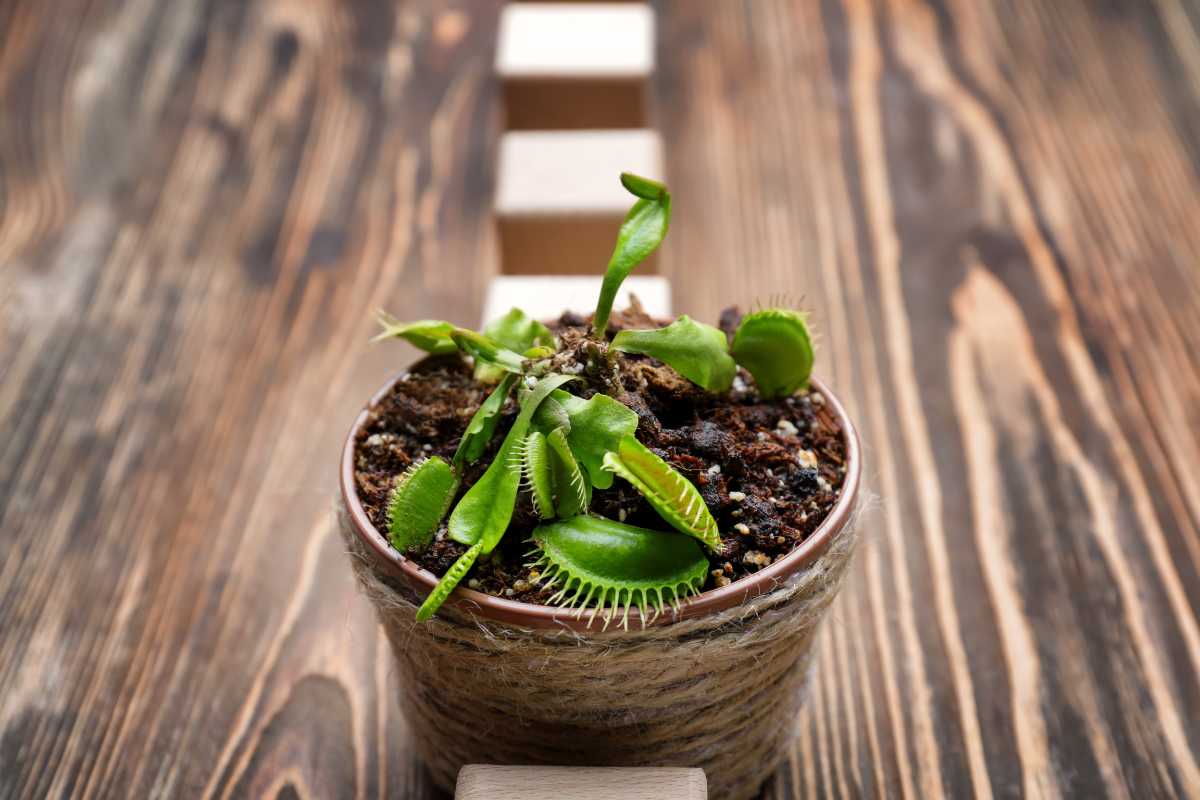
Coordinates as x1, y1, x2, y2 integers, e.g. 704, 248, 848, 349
374, 315, 534, 376
483, 307, 557, 352
448, 374, 578, 551
731, 308, 814, 398
415, 374, 575, 621
546, 427, 589, 517
373, 172, 823, 622
519, 430, 555, 519
602, 436, 722, 552
531, 395, 571, 435
453, 373, 518, 466
538, 396, 719, 549
591, 173, 671, 336
550, 390, 638, 490
416, 542, 483, 622
611, 315, 736, 392
386, 457, 458, 551
529, 515, 708, 630
372, 314, 458, 355
450, 328, 528, 375
476, 308, 557, 383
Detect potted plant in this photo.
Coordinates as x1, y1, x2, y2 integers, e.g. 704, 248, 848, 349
338, 174, 861, 800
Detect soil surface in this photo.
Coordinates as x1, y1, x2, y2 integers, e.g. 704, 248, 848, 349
353, 306, 847, 605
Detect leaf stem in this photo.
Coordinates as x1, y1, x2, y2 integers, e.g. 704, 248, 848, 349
592, 173, 671, 336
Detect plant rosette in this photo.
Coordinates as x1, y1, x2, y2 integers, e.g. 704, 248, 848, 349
337, 174, 862, 800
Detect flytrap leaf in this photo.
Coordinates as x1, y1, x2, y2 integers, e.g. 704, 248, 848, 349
417, 375, 577, 622
611, 315, 737, 392
372, 313, 458, 355
386, 456, 459, 552
530, 515, 709, 629
519, 430, 555, 519
454, 373, 517, 466
731, 308, 814, 398
551, 390, 639, 489
450, 328, 527, 375
448, 374, 577, 553
602, 435, 722, 552
416, 542, 483, 622
547, 427, 589, 517
532, 396, 571, 434
476, 308, 557, 383
592, 173, 672, 335
482, 307, 556, 352
372, 314, 533, 377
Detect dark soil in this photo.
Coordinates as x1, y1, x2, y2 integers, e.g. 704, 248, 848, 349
353, 306, 848, 604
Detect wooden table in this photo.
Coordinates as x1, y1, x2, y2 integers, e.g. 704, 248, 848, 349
3, 1, 1199, 797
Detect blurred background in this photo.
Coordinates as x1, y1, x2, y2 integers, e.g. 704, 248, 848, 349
3, 1, 1200, 798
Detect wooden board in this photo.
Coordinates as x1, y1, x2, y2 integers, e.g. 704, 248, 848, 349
2, 2, 1200, 799
495, 129, 663, 274
454, 765, 706, 800
496, 3, 653, 129
496, 3, 654, 78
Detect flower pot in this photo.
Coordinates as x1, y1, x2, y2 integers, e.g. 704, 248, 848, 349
337, 366, 862, 800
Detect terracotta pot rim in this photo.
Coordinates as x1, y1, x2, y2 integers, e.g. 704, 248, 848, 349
339, 364, 861, 631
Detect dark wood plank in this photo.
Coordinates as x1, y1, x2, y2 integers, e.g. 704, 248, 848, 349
0, 1, 500, 797
659, 1, 1200, 797
3, 1, 1199, 798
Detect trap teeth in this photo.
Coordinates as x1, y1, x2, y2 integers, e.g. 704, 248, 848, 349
528, 515, 708, 619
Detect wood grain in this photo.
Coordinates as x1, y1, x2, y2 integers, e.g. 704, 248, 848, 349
454, 765, 707, 800
2, 1, 1199, 798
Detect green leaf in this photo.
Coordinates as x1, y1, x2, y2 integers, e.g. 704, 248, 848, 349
531, 396, 571, 435
483, 307, 556, 351
731, 308, 814, 398
611, 315, 736, 392
372, 313, 458, 355
592, 173, 672, 335
448, 374, 577, 552
476, 308, 557, 382
602, 435, 721, 552
530, 515, 708, 627
520, 430, 555, 519
551, 390, 639, 489
370, 313, 538, 377
416, 541, 482, 621
450, 328, 527, 374
447, 428, 520, 550
620, 172, 668, 201
386, 457, 459, 552
546, 427, 589, 517
454, 373, 517, 466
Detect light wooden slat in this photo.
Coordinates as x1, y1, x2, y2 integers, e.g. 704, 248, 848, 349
496, 3, 654, 129
494, 129, 664, 275
454, 765, 707, 800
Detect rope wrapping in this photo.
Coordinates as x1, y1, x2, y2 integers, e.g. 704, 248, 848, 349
338, 504, 859, 800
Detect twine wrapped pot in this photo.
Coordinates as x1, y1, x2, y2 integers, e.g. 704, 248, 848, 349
338, 374, 862, 800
